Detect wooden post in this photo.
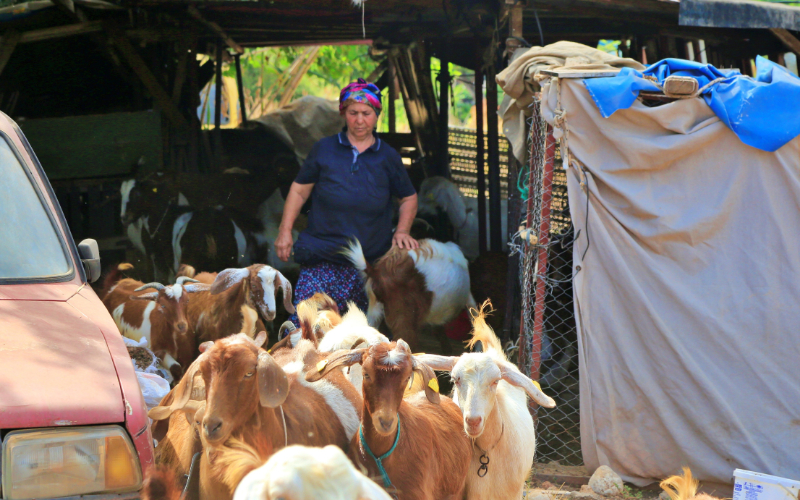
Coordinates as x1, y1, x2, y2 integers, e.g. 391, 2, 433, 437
475, 51, 487, 256
235, 53, 247, 125
388, 56, 397, 134
506, 1, 524, 54
105, 22, 189, 130
188, 34, 200, 172
214, 42, 223, 169
0, 30, 20, 77
438, 38, 450, 177
486, 59, 502, 252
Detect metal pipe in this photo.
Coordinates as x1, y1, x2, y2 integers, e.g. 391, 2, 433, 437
475, 51, 486, 256
388, 57, 397, 134
486, 60, 502, 252
214, 42, 223, 169
438, 38, 450, 177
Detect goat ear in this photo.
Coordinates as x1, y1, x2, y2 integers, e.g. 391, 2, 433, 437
413, 354, 459, 373
411, 357, 441, 405
257, 351, 289, 408
305, 349, 365, 383
148, 360, 203, 421
198, 341, 215, 353
131, 292, 159, 301
184, 283, 211, 293
252, 331, 268, 348
497, 360, 556, 408
275, 270, 295, 314
210, 268, 250, 295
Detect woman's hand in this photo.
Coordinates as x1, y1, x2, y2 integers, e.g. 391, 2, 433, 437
392, 230, 419, 250
275, 228, 294, 262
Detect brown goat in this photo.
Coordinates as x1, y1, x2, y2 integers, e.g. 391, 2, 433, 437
103, 275, 205, 381
343, 239, 475, 352
149, 332, 360, 500
185, 264, 294, 349
309, 340, 471, 500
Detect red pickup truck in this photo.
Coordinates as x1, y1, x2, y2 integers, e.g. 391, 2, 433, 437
0, 111, 153, 499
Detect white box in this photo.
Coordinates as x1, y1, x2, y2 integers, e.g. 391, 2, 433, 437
733, 469, 800, 500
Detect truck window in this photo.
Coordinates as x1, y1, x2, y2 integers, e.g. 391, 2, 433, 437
0, 136, 72, 280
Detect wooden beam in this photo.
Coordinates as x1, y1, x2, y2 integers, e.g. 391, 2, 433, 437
388, 57, 397, 134
188, 6, 243, 54
17, 21, 103, 44
486, 58, 501, 253
51, 0, 75, 15
235, 53, 247, 125
0, 31, 20, 77
105, 23, 189, 130
172, 37, 191, 105
770, 28, 800, 55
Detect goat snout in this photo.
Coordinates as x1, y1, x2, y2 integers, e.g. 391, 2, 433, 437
203, 417, 223, 440
372, 413, 397, 435
177, 321, 188, 333
465, 416, 483, 435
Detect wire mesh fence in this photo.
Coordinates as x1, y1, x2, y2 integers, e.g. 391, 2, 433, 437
448, 127, 510, 199
510, 96, 582, 466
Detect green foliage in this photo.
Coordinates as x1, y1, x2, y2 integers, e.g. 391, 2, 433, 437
622, 485, 644, 499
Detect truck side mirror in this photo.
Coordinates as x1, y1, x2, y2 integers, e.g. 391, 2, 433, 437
78, 239, 101, 283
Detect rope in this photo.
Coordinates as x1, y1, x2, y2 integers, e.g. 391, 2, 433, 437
360, 415, 401, 489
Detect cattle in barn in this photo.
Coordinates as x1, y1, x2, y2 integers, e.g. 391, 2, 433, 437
308, 340, 471, 500
342, 238, 476, 352
102, 268, 207, 382
172, 206, 265, 275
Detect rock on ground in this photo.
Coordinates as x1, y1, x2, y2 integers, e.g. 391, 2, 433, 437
589, 465, 624, 496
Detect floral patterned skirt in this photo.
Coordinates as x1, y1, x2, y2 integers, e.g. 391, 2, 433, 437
286, 261, 369, 333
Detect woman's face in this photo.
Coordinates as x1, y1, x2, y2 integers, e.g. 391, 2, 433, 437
345, 102, 379, 141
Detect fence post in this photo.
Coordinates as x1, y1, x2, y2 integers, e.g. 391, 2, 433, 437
531, 125, 556, 381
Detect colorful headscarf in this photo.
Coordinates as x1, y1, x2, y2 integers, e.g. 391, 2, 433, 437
339, 78, 382, 115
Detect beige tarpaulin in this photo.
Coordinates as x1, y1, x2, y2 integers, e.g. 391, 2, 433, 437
255, 95, 344, 161
540, 77, 800, 486
497, 42, 643, 163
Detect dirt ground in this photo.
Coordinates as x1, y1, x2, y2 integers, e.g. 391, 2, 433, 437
525, 464, 663, 500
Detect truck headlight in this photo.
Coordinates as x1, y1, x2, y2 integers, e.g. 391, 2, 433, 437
1, 425, 142, 499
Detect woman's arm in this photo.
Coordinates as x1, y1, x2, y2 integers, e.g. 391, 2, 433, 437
275, 182, 315, 262
393, 193, 420, 250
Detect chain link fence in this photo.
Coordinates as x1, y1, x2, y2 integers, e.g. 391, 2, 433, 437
510, 96, 582, 466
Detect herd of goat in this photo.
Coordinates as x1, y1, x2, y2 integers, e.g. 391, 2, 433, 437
105, 170, 579, 499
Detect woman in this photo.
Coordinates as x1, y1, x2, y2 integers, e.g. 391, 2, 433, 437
275, 79, 419, 328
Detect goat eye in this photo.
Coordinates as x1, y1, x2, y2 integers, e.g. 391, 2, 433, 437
244, 371, 255, 378
363, 373, 370, 380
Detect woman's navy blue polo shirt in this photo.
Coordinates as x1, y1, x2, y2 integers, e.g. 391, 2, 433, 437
293, 131, 416, 265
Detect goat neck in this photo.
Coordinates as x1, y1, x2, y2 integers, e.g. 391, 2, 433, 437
471, 400, 503, 453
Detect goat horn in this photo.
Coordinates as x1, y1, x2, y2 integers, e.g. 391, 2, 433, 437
176, 277, 200, 285
134, 282, 166, 292
348, 337, 369, 350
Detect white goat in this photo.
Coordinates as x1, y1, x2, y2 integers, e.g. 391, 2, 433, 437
233, 445, 392, 500
416, 304, 557, 500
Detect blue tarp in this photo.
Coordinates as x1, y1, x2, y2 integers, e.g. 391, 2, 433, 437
583, 57, 800, 152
